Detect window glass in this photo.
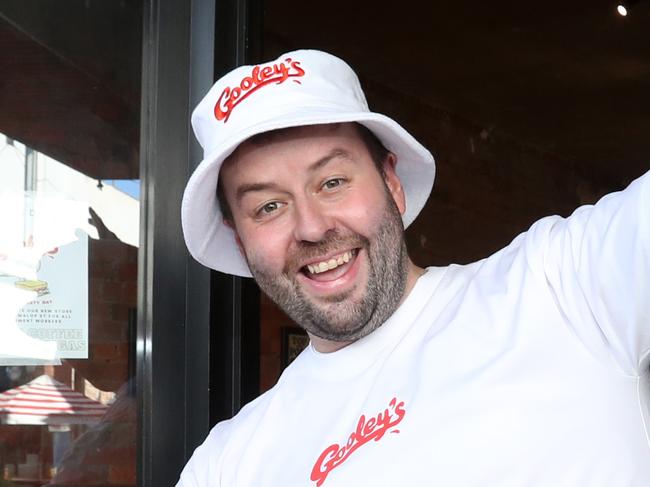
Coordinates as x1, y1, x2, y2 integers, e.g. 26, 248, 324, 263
0, 2, 141, 485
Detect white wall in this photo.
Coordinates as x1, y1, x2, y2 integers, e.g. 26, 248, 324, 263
0, 134, 139, 247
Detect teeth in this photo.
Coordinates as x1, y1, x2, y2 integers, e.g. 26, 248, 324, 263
307, 250, 354, 274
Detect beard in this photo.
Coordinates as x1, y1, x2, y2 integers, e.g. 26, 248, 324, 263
246, 191, 409, 343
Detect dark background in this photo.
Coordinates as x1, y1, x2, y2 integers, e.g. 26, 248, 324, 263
257, 0, 650, 390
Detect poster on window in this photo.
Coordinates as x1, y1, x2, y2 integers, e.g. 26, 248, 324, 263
0, 192, 89, 365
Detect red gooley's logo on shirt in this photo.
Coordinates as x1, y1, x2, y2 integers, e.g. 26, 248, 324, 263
213, 57, 306, 122
310, 397, 406, 486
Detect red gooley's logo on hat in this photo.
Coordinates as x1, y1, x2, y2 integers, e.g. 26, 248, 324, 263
214, 57, 306, 123
310, 397, 406, 486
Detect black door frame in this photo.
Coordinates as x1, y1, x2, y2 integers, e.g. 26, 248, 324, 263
137, 0, 261, 485
210, 0, 263, 427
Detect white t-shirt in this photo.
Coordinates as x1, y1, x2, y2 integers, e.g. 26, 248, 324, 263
177, 170, 650, 487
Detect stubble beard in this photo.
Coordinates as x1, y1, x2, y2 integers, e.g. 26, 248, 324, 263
247, 193, 409, 343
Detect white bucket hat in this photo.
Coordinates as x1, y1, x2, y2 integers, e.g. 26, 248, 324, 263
182, 49, 435, 277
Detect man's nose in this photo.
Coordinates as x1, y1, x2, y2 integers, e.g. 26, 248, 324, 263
292, 198, 334, 243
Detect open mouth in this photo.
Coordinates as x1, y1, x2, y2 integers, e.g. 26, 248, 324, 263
302, 249, 358, 279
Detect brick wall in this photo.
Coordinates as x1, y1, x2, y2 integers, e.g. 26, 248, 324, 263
49, 237, 137, 485
65, 237, 137, 394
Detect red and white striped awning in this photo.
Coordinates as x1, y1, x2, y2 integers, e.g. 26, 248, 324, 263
0, 374, 108, 425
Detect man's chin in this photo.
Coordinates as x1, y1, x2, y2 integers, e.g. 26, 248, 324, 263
300, 296, 377, 339
308, 318, 377, 344
306, 287, 356, 304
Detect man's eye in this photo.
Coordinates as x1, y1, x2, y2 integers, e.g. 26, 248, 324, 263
323, 178, 345, 190
258, 201, 281, 215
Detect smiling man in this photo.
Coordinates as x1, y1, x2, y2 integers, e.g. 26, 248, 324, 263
219, 123, 422, 352
178, 50, 650, 486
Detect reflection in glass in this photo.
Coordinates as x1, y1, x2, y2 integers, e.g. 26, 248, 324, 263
0, 1, 142, 483
0, 135, 140, 484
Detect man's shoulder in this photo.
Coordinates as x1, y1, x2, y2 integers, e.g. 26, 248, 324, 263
207, 355, 309, 443
217, 383, 279, 435
178, 383, 283, 485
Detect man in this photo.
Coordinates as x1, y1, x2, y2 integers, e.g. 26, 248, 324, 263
178, 50, 650, 486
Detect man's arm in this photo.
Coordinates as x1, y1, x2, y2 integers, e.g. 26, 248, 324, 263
533, 169, 650, 375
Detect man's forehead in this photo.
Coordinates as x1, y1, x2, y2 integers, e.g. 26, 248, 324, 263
220, 123, 360, 176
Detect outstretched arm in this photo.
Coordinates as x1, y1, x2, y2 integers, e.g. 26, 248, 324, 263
538, 169, 650, 375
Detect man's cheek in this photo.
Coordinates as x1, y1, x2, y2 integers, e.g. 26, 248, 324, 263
348, 210, 386, 238
245, 245, 283, 276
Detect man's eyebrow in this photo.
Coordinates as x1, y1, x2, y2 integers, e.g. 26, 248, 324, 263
234, 149, 351, 205
307, 148, 351, 173
235, 182, 283, 206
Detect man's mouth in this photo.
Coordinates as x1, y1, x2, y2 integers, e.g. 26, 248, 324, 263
303, 249, 357, 276
295, 246, 363, 292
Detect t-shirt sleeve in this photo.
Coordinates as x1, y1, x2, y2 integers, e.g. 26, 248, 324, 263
531, 169, 650, 375
176, 421, 233, 487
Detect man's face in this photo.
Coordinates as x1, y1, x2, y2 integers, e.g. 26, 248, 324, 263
220, 124, 411, 350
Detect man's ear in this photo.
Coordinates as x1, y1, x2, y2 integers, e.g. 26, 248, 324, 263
382, 153, 406, 215
223, 218, 246, 257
